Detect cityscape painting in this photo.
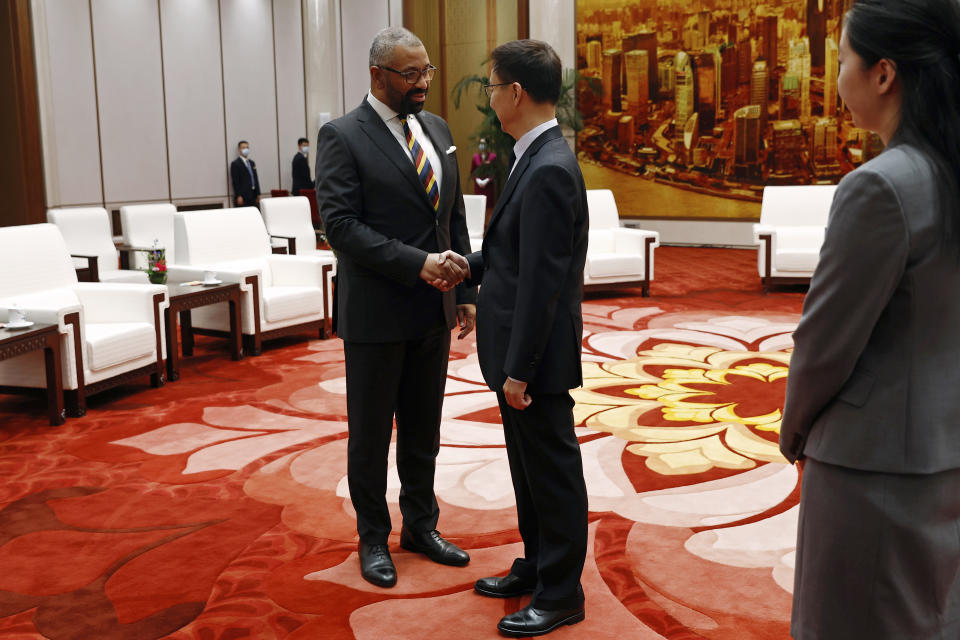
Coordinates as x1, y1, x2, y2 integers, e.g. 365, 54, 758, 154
575, 0, 882, 220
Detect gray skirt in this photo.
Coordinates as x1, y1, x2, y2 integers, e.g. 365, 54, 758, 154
792, 458, 960, 640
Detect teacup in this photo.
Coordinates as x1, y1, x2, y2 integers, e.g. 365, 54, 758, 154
7, 306, 26, 325
202, 270, 218, 284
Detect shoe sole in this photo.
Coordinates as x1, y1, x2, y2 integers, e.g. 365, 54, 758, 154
474, 584, 535, 599
360, 572, 397, 588
399, 540, 470, 567
496, 611, 585, 638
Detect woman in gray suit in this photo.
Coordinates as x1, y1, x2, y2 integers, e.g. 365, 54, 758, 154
780, 0, 960, 637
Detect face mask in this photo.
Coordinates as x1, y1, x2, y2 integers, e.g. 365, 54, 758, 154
241, 148, 250, 157
300, 146, 309, 154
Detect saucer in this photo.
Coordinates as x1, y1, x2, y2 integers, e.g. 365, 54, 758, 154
3, 320, 34, 330
201, 279, 222, 286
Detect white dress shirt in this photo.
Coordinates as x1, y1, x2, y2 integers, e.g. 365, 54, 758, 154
367, 91, 443, 189
508, 117, 559, 178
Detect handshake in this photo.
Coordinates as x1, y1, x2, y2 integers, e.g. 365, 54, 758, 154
420, 250, 471, 291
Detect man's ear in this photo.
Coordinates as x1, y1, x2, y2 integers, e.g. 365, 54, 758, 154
370, 66, 385, 91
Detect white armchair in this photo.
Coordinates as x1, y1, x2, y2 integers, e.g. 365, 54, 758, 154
119, 203, 178, 270
753, 185, 837, 291
0, 224, 168, 416
259, 196, 334, 259
168, 207, 335, 354
463, 194, 486, 253
584, 189, 660, 296
47, 207, 149, 284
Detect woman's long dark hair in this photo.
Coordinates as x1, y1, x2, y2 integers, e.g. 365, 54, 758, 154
845, 0, 960, 238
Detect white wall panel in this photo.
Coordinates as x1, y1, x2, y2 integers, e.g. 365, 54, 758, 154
91, 0, 170, 203
273, 0, 307, 193
530, 0, 576, 70
340, 0, 389, 112
37, 0, 102, 206
160, 0, 228, 200
221, 0, 279, 195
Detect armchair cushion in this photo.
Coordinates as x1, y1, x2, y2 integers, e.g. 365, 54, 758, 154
769, 226, 825, 272
263, 287, 325, 323
85, 322, 157, 371
587, 254, 646, 279
48, 207, 119, 272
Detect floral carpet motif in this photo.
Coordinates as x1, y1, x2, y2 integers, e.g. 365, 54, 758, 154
0, 247, 805, 639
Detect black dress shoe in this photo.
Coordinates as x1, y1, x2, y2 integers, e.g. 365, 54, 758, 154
399, 528, 470, 566
474, 573, 536, 598
497, 604, 585, 637
358, 542, 396, 588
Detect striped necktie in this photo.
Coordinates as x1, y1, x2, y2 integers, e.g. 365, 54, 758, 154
399, 117, 440, 212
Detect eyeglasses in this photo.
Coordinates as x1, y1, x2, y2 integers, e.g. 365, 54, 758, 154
380, 64, 437, 84
483, 81, 514, 98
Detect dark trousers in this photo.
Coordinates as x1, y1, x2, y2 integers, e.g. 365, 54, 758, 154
497, 390, 588, 610
344, 325, 450, 544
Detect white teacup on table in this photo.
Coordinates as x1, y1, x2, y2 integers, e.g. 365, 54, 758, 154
202, 270, 219, 285
4, 305, 32, 329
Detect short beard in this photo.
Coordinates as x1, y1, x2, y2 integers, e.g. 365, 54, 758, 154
399, 90, 427, 116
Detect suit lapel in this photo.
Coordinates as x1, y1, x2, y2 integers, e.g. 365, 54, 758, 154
485, 126, 563, 235
357, 100, 435, 215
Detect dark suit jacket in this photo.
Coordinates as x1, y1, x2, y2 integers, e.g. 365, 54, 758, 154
466, 126, 588, 394
292, 152, 311, 196
780, 138, 960, 473
315, 98, 476, 343
230, 156, 260, 206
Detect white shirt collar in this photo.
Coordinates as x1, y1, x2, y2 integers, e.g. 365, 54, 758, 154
511, 118, 558, 172
367, 91, 406, 124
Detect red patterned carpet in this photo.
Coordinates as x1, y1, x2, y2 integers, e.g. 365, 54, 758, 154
0, 247, 806, 639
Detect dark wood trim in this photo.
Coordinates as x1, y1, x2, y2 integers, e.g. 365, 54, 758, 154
321, 262, 332, 339
65, 312, 86, 417
247, 274, 262, 355
151, 292, 165, 387
72, 254, 100, 283
438, 0, 447, 121
517, 0, 529, 39
0, 324, 64, 425
0, 0, 46, 227
643, 235, 654, 296
87, 0, 106, 207
270, 235, 296, 254
758, 233, 811, 292
620, 215, 761, 223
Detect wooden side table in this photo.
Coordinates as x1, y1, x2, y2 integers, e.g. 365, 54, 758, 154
164, 282, 243, 381
0, 323, 64, 425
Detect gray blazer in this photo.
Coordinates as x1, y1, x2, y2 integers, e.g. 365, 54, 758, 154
780, 139, 960, 474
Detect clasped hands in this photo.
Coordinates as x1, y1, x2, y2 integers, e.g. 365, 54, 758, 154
419, 250, 470, 292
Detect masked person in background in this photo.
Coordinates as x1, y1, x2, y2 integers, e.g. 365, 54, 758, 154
230, 140, 260, 207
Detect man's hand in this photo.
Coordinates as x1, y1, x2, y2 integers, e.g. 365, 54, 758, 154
503, 377, 531, 411
421, 251, 466, 291
237, 196, 244, 206
456, 304, 476, 339
429, 251, 471, 290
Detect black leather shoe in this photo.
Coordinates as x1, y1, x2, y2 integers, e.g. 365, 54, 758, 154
358, 542, 396, 588
474, 573, 536, 598
497, 604, 585, 637
399, 528, 470, 566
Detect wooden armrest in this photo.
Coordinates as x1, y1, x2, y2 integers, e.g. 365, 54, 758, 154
71, 254, 100, 283
270, 235, 297, 255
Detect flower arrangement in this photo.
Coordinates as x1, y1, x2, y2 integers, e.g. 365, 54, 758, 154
145, 240, 167, 285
